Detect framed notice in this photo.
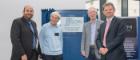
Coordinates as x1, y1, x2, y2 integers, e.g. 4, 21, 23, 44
61, 17, 84, 32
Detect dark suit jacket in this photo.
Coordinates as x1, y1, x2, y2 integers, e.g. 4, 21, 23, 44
10, 17, 38, 60
96, 16, 127, 60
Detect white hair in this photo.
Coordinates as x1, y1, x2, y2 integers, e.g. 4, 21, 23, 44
88, 7, 97, 12
50, 11, 61, 20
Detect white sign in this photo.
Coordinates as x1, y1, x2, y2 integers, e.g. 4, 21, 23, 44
61, 17, 84, 32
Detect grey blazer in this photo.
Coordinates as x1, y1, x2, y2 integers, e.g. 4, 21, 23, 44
81, 20, 103, 59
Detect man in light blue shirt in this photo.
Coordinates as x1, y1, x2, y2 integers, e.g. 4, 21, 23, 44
39, 11, 63, 60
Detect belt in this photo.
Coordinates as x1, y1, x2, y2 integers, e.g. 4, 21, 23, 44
90, 45, 95, 48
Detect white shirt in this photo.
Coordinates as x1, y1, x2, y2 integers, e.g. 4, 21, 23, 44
90, 20, 96, 45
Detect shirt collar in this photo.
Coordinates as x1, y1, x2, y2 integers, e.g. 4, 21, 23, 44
90, 19, 97, 24
49, 22, 58, 28
106, 16, 114, 22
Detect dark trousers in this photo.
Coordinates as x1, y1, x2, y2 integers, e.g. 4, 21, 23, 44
42, 54, 63, 60
86, 46, 97, 60
28, 49, 38, 60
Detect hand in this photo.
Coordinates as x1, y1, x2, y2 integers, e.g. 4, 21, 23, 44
99, 48, 108, 55
21, 54, 27, 60
81, 51, 87, 57
104, 48, 108, 55
99, 48, 105, 55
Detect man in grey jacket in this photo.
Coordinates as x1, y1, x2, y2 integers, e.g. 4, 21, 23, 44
81, 7, 102, 60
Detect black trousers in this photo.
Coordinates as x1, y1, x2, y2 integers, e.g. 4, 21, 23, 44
87, 47, 97, 60
28, 49, 38, 60
42, 54, 63, 60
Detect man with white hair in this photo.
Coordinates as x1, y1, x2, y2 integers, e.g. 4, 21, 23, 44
39, 11, 63, 60
81, 7, 102, 60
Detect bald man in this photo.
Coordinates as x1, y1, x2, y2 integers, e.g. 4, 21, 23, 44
10, 5, 38, 60
81, 7, 103, 60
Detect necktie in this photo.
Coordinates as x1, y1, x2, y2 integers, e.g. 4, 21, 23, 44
103, 20, 111, 47
28, 22, 36, 49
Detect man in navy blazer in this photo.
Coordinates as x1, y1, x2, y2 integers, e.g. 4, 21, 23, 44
96, 2, 127, 60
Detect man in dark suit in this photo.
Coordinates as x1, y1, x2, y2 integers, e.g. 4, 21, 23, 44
96, 2, 127, 60
10, 5, 38, 60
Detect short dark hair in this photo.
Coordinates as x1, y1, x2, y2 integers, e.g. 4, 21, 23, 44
23, 5, 34, 12
102, 2, 115, 11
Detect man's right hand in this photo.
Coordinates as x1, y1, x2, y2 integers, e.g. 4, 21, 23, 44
81, 51, 87, 57
99, 48, 105, 55
99, 48, 108, 55
21, 54, 27, 60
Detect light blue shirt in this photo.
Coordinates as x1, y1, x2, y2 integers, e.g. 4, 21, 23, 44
39, 22, 63, 55
90, 20, 96, 45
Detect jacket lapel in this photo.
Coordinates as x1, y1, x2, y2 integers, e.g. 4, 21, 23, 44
88, 22, 91, 40
21, 17, 33, 33
107, 17, 116, 34
102, 22, 106, 35
101, 22, 106, 42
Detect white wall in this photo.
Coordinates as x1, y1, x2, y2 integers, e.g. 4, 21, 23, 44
0, 0, 85, 60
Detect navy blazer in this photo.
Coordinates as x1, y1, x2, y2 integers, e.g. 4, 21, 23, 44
96, 16, 127, 60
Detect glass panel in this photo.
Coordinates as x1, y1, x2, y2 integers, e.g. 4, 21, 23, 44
85, 0, 100, 10
128, 0, 140, 16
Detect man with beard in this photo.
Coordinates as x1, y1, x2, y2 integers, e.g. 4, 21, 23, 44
10, 5, 38, 60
